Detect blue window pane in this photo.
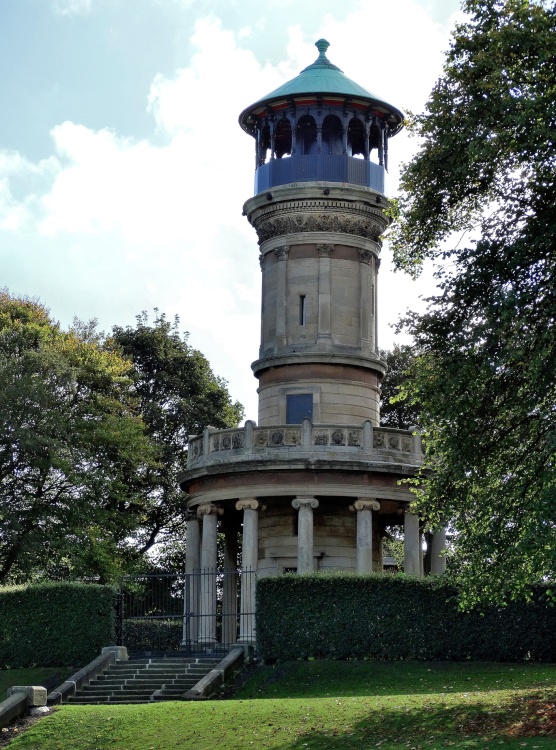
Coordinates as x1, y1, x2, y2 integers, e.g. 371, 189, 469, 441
286, 394, 313, 424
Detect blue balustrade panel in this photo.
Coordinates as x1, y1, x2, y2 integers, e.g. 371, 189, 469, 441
255, 155, 385, 194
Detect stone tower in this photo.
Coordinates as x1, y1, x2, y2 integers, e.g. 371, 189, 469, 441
180, 41, 444, 647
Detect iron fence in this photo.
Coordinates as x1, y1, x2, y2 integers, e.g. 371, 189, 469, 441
117, 569, 257, 655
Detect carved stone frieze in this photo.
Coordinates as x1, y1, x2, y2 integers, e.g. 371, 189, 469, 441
348, 430, 362, 447
285, 429, 301, 446
254, 430, 268, 448
316, 243, 334, 257
373, 432, 385, 448
388, 434, 400, 450
232, 432, 244, 450
191, 440, 203, 458
401, 436, 412, 452
253, 211, 385, 244
270, 430, 284, 446
331, 430, 345, 446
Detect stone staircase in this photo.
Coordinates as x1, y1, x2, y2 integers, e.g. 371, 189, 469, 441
68, 655, 222, 704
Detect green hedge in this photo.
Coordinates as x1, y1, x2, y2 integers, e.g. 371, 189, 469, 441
0, 582, 116, 667
122, 619, 183, 654
257, 574, 556, 662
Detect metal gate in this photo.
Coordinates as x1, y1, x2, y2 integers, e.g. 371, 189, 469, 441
117, 570, 256, 655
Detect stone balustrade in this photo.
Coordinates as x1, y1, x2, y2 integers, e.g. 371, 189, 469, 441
187, 419, 422, 471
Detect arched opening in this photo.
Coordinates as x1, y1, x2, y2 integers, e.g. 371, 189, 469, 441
275, 118, 292, 158
322, 114, 343, 155
296, 115, 318, 156
369, 123, 381, 164
347, 117, 365, 158
260, 123, 271, 164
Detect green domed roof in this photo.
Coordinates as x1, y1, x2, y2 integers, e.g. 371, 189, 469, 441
239, 40, 403, 135
263, 39, 382, 101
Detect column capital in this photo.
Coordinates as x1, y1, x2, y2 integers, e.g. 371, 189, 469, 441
235, 498, 265, 512
197, 503, 224, 518
292, 496, 319, 510
350, 499, 380, 512
316, 243, 334, 257
358, 248, 373, 264
274, 244, 289, 261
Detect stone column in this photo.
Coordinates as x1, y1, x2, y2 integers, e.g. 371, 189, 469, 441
350, 499, 380, 573
292, 497, 319, 573
430, 526, 447, 575
404, 511, 421, 577
182, 512, 201, 646
358, 250, 372, 352
275, 245, 289, 347
197, 503, 223, 645
316, 244, 334, 347
236, 498, 264, 644
222, 528, 238, 646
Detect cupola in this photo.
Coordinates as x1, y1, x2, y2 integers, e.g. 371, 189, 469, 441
239, 40, 404, 195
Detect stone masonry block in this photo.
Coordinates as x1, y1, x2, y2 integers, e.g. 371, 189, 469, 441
7, 686, 47, 706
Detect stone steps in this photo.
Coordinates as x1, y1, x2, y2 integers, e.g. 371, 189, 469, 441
68, 656, 221, 704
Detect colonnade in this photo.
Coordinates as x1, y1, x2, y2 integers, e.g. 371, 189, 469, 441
183, 497, 446, 647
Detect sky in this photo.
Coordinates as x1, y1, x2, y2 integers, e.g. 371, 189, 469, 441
0, 0, 464, 421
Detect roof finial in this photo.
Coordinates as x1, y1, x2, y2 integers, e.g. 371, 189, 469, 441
315, 39, 330, 58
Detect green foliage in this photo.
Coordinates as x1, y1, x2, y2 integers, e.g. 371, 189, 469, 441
389, 0, 556, 272
386, 0, 556, 605
0, 582, 115, 667
256, 574, 556, 662
122, 619, 183, 654
379, 344, 420, 429
0, 291, 156, 584
112, 311, 244, 565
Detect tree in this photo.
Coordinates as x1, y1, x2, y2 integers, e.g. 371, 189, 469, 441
0, 291, 155, 583
112, 311, 244, 567
379, 344, 420, 429
389, 0, 556, 605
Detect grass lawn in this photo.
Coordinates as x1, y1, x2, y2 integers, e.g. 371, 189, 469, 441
0, 668, 70, 699
5, 661, 556, 750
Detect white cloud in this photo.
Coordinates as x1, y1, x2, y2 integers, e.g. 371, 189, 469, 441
52, 0, 92, 16
0, 5, 459, 418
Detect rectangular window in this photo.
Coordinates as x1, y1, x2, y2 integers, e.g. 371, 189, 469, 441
299, 295, 307, 326
286, 393, 313, 424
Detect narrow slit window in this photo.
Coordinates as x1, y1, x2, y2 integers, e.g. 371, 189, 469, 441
299, 295, 307, 326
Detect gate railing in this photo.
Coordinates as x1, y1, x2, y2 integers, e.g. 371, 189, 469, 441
117, 569, 257, 654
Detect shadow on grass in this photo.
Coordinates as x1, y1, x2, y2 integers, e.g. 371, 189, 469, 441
265, 691, 556, 750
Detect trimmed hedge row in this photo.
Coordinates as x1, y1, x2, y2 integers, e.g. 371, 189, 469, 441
0, 582, 116, 667
257, 574, 556, 662
122, 619, 183, 654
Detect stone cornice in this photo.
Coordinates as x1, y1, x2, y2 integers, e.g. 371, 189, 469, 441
252, 351, 387, 377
